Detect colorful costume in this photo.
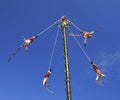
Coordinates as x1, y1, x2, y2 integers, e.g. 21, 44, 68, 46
91, 61, 105, 80
82, 31, 97, 47
43, 69, 52, 86
22, 36, 37, 47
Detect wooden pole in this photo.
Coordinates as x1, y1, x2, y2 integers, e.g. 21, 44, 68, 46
62, 23, 72, 100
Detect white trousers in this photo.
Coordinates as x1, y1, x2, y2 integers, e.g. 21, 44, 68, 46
43, 77, 48, 86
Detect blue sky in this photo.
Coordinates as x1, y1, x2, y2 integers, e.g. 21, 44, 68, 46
0, 0, 120, 100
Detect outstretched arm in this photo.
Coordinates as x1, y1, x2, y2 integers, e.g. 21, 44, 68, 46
90, 30, 98, 34
22, 36, 26, 42
8, 46, 22, 62
68, 33, 82, 36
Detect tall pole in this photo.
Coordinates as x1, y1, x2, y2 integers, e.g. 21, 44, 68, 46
61, 16, 72, 100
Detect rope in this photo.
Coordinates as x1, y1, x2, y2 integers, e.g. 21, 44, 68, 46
48, 26, 60, 70
68, 27, 91, 62
68, 19, 83, 32
36, 21, 58, 37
